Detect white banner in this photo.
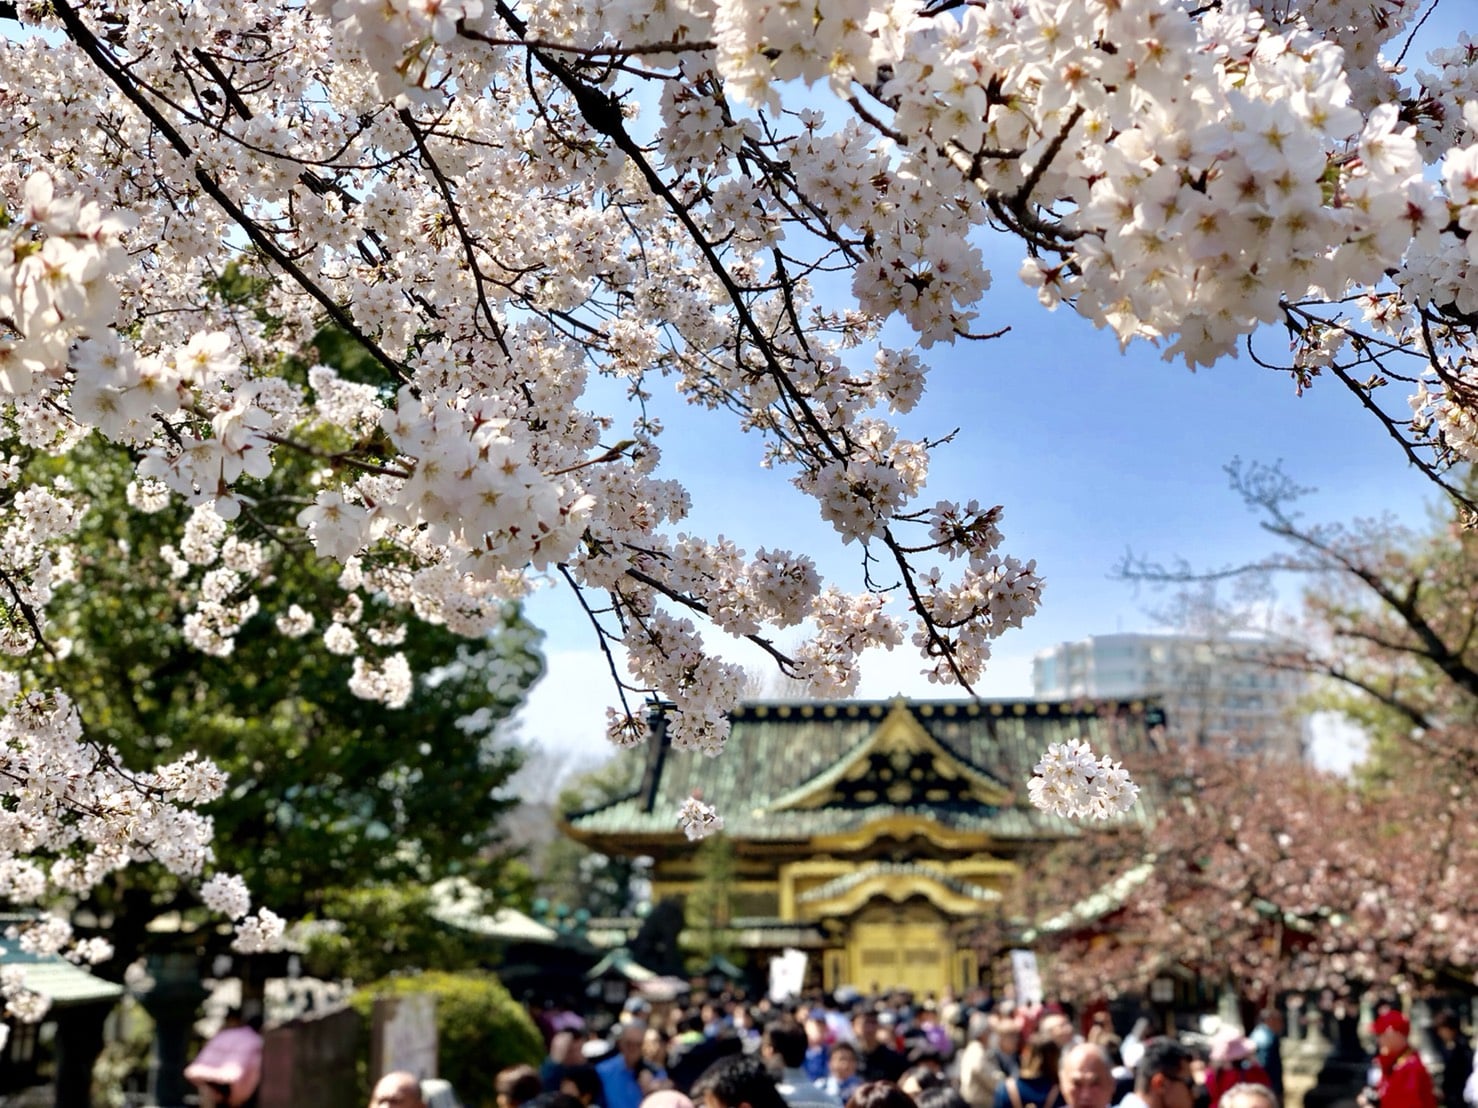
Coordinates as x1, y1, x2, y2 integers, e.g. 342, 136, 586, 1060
769, 948, 809, 1003
1010, 949, 1043, 1008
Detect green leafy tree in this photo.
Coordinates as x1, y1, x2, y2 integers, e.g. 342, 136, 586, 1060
303, 883, 521, 985
21, 437, 544, 975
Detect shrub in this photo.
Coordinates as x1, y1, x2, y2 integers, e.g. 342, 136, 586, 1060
351, 970, 545, 1107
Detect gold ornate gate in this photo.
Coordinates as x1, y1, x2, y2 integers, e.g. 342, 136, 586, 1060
847, 901, 951, 996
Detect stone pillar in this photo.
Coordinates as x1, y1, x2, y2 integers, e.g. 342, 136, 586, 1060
54, 1003, 111, 1108
136, 953, 209, 1108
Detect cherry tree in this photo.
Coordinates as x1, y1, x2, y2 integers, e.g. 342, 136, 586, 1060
1083, 463, 1478, 1000
0, 0, 1477, 1012
1040, 746, 1478, 1002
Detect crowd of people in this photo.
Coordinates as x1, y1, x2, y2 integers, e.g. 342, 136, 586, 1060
366, 989, 1476, 1108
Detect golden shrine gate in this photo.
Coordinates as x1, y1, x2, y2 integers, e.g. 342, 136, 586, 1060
564, 697, 1161, 994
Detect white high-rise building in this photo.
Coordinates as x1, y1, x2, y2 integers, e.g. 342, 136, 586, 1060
1031, 632, 1308, 760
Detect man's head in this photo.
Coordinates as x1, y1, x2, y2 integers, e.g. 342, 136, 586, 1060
692, 1054, 788, 1108
1435, 1011, 1462, 1045
371, 1072, 426, 1108
761, 1018, 808, 1071
1219, 1085, 1279, 1108
829, 1042, 859, 1080
1372, 1011, 1410, 1056
497, 1065, 544, 1108
1040, 1013, 1076, 1049
644, 1028, 669, 1065
617, 1022, 649, 1069
967, 1011, 992, 1043
852, 1011, 879, 1049
1060, 1043, 1115, 1108
552, 1031, 586, 1065
561, 1066, 603, 1107
1136, 1038, 1196, 1108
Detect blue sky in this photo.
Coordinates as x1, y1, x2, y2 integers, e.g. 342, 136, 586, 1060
514, 5, 1475, 771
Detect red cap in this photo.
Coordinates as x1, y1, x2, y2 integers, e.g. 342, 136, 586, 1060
1372, 1012, 1410, 1037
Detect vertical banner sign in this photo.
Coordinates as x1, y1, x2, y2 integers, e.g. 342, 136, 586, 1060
1010, 950, 1044, 1008
769, 948, 809, 1003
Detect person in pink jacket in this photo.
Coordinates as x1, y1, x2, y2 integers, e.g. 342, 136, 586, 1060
184, 1009, 263, 1108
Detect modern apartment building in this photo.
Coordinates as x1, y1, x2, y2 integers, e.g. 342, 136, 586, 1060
1031, 632, 1308, 759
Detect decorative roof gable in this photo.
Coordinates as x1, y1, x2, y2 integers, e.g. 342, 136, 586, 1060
765, 700, 1012, 813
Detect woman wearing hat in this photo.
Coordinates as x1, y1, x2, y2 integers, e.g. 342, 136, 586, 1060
1206, 1029, 1272, 1108
1372, 1012, 1437, 1108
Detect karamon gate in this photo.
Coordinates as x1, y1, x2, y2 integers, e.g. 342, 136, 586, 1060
565, 698, 1161, 994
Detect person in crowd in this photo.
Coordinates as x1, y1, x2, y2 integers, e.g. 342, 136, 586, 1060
818, 1042, 864, 1103
805, 1018, 834, 1082
854, 1011, 909, 1083
601, 1022, 673, 1108
1119, 1021, 1154, 1078
918, 1010, 954, 1061
498, 1066, 545, 1108
993, 1034, 1062, 1108
941, 994, 966, 1046
1434, 1011, 1474, 1108
1248, 1012, 1284, 1103
735, 1008, 763, 1051
693, 1053, 791, 1108
1127, 1039, 1197, 1108
673, 1031, 746, 1095
1040, 1015, 1080, 1053
1217, 1085, 1278, 1108
546, 1033, 589, 1092
184, 1008, 264, 1108
1206, 1031, 1272, 1108
899, 1066, 947, 1099
764, 1017, 842, 1108
1087, 1015, 1114, 1049
703, 1003, 730, 1039
992, 1020, 1025, 1082
845, 1082, 919, 1108
676, 1014, 709, 1054
1059, 1044, 1115, 1108
1371, 1011, 1437, 1108
370, 1072, 428, 1108
647, 1029, 674, 1072
962, 1012, 1022, 1108
562, 1066, 605, 1108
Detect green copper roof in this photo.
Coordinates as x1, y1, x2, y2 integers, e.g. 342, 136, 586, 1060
0, 947, 125, 1009
567, 697, 1162, 841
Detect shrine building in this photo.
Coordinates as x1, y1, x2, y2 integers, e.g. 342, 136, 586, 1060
563, 697, 1163, 996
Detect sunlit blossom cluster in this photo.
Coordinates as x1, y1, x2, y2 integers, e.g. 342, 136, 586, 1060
1028, 739, 1140, 821
677, 794, 725, 842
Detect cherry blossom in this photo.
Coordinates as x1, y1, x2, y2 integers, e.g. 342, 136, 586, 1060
1028, 739, 1140, 821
